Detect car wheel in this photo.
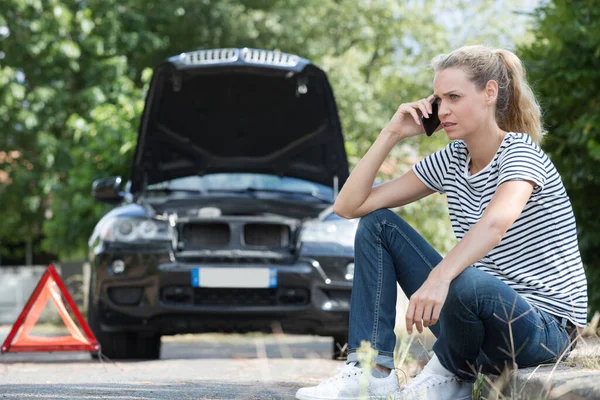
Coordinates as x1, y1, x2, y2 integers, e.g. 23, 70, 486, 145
88, 293, 161, 360
332, 333, 348, 361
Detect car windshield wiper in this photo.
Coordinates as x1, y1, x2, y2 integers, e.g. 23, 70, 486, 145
206, 187, 331, 202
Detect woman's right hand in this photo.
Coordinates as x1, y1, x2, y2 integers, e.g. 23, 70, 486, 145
382, 94, 438, 141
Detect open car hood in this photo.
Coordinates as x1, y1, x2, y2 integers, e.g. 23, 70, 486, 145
130, 48, 349, 195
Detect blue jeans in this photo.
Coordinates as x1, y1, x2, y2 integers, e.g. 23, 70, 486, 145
346, 209, 572, 381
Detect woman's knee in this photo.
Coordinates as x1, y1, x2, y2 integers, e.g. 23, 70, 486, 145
444, 267, 511, 313
444, 267, 480, 308
356, 208, 401, 238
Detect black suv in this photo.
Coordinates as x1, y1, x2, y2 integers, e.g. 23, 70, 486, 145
87, 48, 358, 360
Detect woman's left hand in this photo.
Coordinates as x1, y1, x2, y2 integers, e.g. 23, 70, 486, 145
405, 277, 451, 334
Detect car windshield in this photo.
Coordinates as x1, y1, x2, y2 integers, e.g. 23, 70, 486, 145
146, 173, 334, 202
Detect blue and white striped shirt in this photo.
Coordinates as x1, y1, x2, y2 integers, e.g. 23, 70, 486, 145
413, 132, 588, 327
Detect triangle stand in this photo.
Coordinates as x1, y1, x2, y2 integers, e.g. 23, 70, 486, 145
1, 264, 100, 353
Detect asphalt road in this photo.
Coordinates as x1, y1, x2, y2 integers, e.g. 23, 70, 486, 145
0, 333, 332, 399
0, 329, 433, 399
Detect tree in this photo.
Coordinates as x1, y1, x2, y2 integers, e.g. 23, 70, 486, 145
0, 0, 451, 259
0, 0, 158, 260
518, 0, 600, 316
0, 0, 539, 261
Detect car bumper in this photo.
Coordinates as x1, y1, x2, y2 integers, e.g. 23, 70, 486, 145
91, 248, 352, 337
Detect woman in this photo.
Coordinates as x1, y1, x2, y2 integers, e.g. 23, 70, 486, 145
296, 45, 587, 400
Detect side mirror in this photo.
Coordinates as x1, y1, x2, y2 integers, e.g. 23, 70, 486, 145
92, 176, 125, 203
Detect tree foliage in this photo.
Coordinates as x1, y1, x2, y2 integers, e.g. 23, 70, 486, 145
518, 0, 600, 315
0, 0, 537, 261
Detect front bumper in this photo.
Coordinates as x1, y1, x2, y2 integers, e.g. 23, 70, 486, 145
90, 247, 352, 337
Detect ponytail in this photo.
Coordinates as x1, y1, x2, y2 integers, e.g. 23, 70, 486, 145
493, 49, 546, 144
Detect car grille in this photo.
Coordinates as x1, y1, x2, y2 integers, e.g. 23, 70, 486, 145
180, 221, 292, 250
243, 223, 290, 248
182, 223, 230, 248
194, 288, 277, 306
189, 287, 309, 307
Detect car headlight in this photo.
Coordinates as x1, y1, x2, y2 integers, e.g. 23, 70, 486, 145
300, 220, 358, 247
99, 216, 171, 243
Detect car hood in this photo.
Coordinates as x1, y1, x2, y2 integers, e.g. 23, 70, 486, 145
130, 48, 349, 195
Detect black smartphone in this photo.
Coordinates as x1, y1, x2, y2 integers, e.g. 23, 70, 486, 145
421, 98, 440, 136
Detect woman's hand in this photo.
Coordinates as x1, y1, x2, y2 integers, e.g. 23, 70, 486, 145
382, 94, 440, 142
405, 276, 451, 335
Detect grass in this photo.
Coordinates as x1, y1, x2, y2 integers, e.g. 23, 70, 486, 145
463, 313, 600, 400
372, 308, 600, 400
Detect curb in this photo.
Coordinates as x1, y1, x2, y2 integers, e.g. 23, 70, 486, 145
483, 338, 600, 399
515, 365, 600, 399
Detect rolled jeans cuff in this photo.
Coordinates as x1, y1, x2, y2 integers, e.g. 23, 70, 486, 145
347, 350, 395, 370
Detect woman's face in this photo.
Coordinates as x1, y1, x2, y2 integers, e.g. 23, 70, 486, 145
433, 67, 492, 141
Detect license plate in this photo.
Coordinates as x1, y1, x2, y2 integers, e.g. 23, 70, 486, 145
191, 267, 278, 288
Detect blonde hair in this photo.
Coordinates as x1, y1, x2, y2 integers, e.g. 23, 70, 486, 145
432, 45, 546, 144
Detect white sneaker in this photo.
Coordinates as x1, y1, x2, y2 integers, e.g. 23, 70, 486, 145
296, 362, 399, 400
391, 354, 472, 400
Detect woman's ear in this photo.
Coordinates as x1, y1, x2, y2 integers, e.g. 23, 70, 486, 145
485, 80, 499, 105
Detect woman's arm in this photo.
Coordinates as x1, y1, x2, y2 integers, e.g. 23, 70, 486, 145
431, 180, 535, 281
334, 96, 442, 219
333, 133, 435, 219
405, 179, 535, 334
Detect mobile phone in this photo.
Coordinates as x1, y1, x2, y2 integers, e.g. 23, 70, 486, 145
421, 98, 440, 136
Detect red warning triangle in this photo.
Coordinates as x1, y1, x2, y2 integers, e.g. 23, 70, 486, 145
1, 264, 99, 353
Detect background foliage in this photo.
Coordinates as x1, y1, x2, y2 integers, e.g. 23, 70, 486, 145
518, 0, 600, 315
2, 0, 596, 317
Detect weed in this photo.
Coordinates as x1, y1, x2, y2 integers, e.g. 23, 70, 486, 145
356, 340, 379, 397
393, 297, 600, 400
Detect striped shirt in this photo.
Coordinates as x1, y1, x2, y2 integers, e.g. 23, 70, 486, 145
413, 132, 588, 327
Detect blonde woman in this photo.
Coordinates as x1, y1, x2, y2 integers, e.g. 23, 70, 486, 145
296, 45, 587, 400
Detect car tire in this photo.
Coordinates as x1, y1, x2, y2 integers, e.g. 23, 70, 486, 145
88, 293, 161, 360
332, 333, 348, 361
